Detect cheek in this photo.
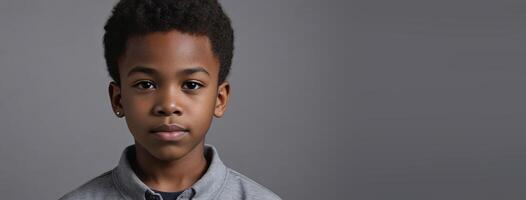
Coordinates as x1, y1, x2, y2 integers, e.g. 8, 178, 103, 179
183, 91, 216, 129
190, 91, 217, 114
121, 92, 153, 118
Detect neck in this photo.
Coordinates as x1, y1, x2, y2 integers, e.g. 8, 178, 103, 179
132, 141, 209, 192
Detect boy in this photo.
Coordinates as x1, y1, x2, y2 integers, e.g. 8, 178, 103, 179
59, 0, 281, 199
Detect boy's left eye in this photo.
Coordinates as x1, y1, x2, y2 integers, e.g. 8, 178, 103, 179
182, 81, 203, 90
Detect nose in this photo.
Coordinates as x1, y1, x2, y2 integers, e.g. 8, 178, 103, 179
153, 87, 182, 116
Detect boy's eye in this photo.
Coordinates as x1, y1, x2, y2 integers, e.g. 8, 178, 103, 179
182, 81, 203, 90
134, 81, 156, 90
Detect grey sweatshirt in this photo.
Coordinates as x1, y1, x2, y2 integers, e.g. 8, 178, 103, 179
59, 144, 281, 200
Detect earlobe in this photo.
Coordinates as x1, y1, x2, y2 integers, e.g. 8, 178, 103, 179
109, 81, 124, 117
214, 81, 230, 118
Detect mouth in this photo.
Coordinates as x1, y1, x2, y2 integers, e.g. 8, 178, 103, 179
150, 123, 189, 141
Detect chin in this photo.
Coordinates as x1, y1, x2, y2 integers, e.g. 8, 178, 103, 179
147, 143, 191, 161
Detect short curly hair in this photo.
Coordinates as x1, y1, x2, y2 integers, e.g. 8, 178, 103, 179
103, 0, 234, 85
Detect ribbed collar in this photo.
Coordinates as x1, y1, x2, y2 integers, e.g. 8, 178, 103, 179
112, 144, 228, 200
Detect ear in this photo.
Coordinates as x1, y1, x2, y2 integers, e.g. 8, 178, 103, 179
214, 81, 231, 118
109, 81, 124, 117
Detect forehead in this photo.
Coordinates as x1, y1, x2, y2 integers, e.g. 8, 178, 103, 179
118, 30, 219, 78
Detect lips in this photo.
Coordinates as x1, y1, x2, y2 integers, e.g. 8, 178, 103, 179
150, 124, 189, 141
150, 123, 188, 133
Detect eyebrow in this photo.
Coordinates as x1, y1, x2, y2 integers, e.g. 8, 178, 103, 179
127, 66, 210, 77
182, 66, 210, 76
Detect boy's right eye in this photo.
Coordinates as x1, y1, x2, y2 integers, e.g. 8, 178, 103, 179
133, 80, 156, 90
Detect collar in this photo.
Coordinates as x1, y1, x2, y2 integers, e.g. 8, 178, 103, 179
112, 144, 228, 200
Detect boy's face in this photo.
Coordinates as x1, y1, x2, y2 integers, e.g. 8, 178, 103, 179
108, 30, 230, 161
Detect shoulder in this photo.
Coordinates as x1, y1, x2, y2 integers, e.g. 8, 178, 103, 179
218, 167, 282, 200
58, 169, 123, 200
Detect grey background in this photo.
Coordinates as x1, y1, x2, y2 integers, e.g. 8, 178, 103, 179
0, 0, 524, 199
